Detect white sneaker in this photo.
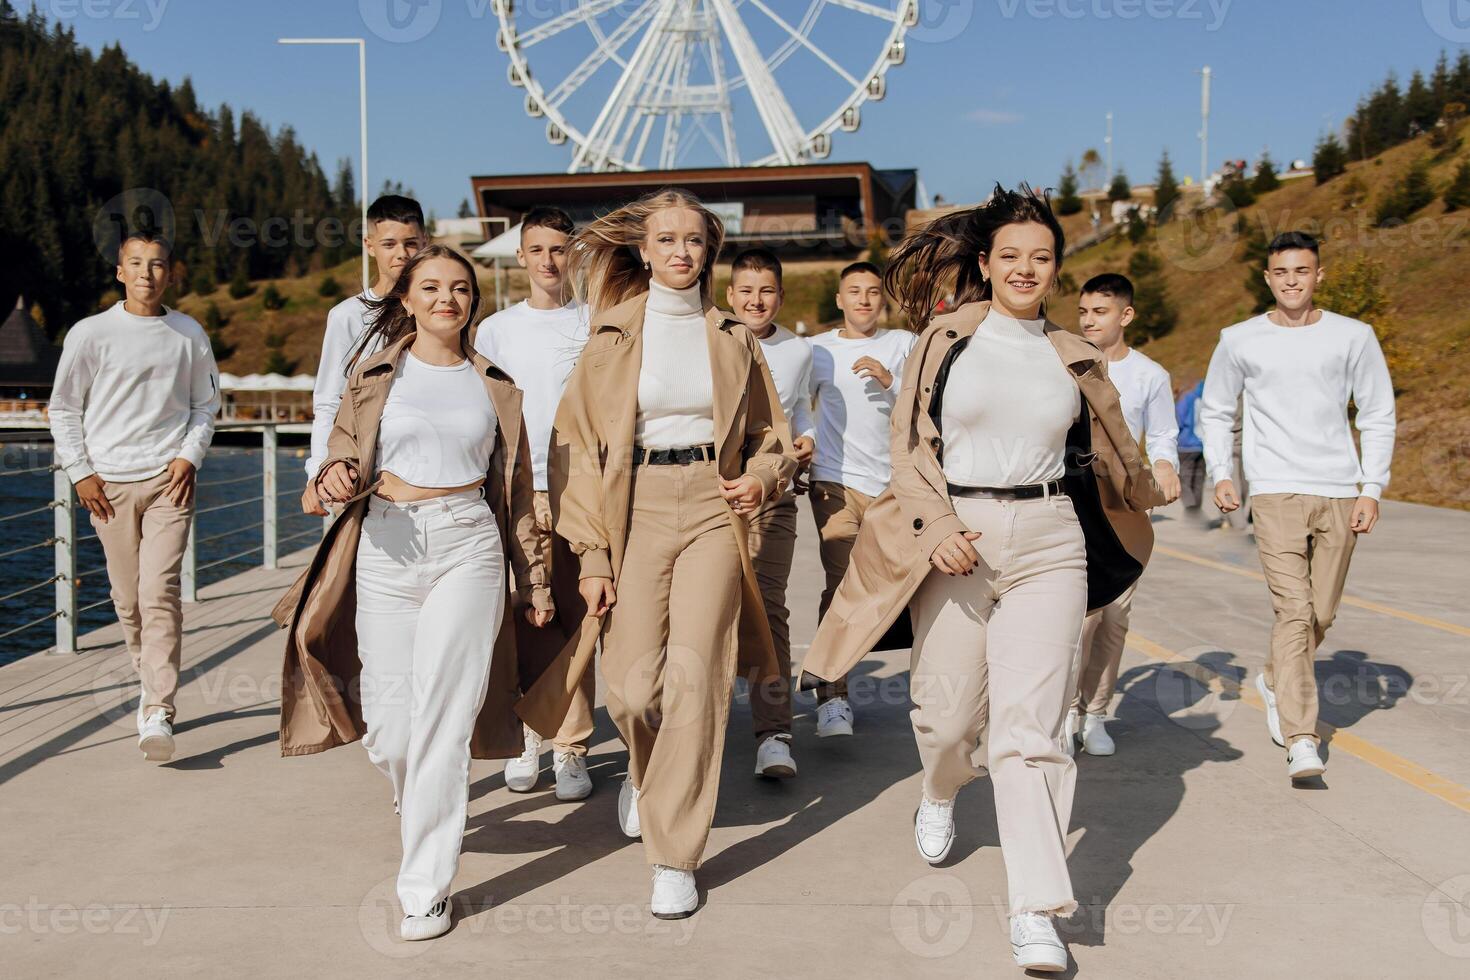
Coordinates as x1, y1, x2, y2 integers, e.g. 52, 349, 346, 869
618, 777, 641, 838
1080, 712, 1115, 756
554, 751, 593, 801
1064, 707, 1080, 756
650, 865, 698, 919
504, 726, 543, 792
754, 735, 797, 779
816, 697, 854, 738
1287, 737, 1325, 779
138, 709, 174, 762
1010, 911, 1068, 972
401, 899, 450, 941
1256, 673, 1285, 747
914, 795, 955, 865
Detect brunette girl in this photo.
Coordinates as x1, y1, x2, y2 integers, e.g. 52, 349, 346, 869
800, 186, 1163, 971
517, 188, 795, 919
274, 244, 552, 942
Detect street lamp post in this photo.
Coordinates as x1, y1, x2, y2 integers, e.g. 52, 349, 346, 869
278, 37, 369, 293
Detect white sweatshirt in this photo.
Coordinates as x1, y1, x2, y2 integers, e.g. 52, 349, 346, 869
940, 310, 1079, 487
473, 299, 589, 491
49, 302, 219, 483
808, 327, 918, 497
1199, 311, 1395, 499
1108, 347, 1180, 470
306, 290, 380, 478
754, 324, 816, 441
636, 281, 715, 450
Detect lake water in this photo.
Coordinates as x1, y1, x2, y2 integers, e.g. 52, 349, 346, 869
0, 441, 321, 665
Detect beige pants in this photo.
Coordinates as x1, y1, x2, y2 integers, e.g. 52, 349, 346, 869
810, 480, 874, 702
909, 494, 1088, 916
1071, 582, 1138, 716
744, 493, 798, 741
531, 492, 595, 755
90, 471, 193, 721
1250, 493, 1358, 745
601, 461, 743, 870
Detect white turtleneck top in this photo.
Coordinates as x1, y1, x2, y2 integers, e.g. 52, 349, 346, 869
636, 280, 716, 450
940, 309, 1080, 488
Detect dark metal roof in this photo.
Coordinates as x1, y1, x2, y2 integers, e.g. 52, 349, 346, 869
0, 296, 61, 386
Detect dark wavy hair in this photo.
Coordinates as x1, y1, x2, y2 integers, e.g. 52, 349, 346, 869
355, 244, 482, 363
884, 183, 1065, 329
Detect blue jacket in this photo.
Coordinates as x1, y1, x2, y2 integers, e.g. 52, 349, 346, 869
1176, 381, 1204, 453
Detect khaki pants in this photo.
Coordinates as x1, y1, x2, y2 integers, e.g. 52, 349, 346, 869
909, 494, 1088, 916
532, 492, 595, 756
1071, 582, 1137, 716
90, 471, 193, 721
1251, 493, 1358, 745
601, 461, 743, 870
810, 481, 874, 702
744, 494, 798, 741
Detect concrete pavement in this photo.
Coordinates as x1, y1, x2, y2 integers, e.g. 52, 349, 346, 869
1, 497, 1468, 977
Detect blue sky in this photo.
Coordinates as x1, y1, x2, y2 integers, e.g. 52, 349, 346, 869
38, 0, 1466, 216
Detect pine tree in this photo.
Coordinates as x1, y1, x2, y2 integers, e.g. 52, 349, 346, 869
1313, 133, 1349, 184
1444, 161, 1470, 211
1153, 151, 1180, 216
1124, 248, 1176, 344
457, 198, 474, 219
1252, 153, 1281, 193
1404, 70, 1439, 135
261, 283, 287, 310
229, 258, 253, 299
1056, 163, 1083, 215
318, 275, 342, 298
203, 301, 235, 362
1240, 220, 1276, 313
1375, 158, 1435, 226
1107, 170, 1132, 202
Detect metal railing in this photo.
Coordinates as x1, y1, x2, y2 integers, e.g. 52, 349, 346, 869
0, 423, 320, 655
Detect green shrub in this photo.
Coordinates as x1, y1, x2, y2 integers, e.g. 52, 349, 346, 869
1374, 158, 1435, 226
1444, 161, 1470, 211
318, 275, 342, 298
261, 283, 288, 310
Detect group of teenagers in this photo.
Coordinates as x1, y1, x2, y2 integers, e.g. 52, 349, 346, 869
49, 180, 1395, 972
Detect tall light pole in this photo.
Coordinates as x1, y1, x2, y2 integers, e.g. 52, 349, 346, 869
1198, 65, 1212, 188
1105, 111, 1114, 185
278, 37, 369, 293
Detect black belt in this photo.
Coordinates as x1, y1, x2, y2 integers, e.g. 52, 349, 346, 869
946, 480, 1065, 500
635, 443, 717, 466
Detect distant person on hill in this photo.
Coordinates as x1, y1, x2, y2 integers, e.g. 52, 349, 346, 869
49, 231, 220, 763
1174, 379, 1207, 516
1199, 231, 1395, 782
1068, 273, 1180, 758
472, 206, 594, 802
301, 194, 426, 515
725, 247, 815, 779
806, 260, 917, 738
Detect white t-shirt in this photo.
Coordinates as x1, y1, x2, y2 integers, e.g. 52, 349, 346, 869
49, 302, 219, 483
636, 281, 715, 450
940, 310, 1078, 487
377, 353, 498, 488
1199, 311, 1395, 499
754, 324, 815, 441
808, 327, 918, 497
1107, 348, 1180, 469
308, 291, 380, 478
473, 300, 589, 491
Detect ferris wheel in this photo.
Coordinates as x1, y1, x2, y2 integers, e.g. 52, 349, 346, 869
493, 0, 918, 173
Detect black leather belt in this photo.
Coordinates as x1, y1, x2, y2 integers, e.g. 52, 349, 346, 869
947, 480, 1065, 500
635, 443, 717, 466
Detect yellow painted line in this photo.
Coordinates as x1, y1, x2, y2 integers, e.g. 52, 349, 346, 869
1152, 544, 1470, 639
1127, 631, 1470, 816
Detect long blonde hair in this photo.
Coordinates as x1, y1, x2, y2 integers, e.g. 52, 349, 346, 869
569, 188, 726, 314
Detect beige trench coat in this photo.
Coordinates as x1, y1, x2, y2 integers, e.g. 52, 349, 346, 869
514, 291, 798, 738
271, 331, 551, 760
800, 300, 1166, 686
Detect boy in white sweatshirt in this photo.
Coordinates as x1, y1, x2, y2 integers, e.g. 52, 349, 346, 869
1199, 231, 1395, 782
301, 195, 426, 514
49, 232, 220, 763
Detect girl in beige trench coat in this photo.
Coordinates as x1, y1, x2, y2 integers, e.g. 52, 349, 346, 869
800, 186, 1165, 973
271, 245, 553, 942
516, 188, 796, 919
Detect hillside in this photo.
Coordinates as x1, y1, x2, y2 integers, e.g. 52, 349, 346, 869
1053, 131, 1470, 510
